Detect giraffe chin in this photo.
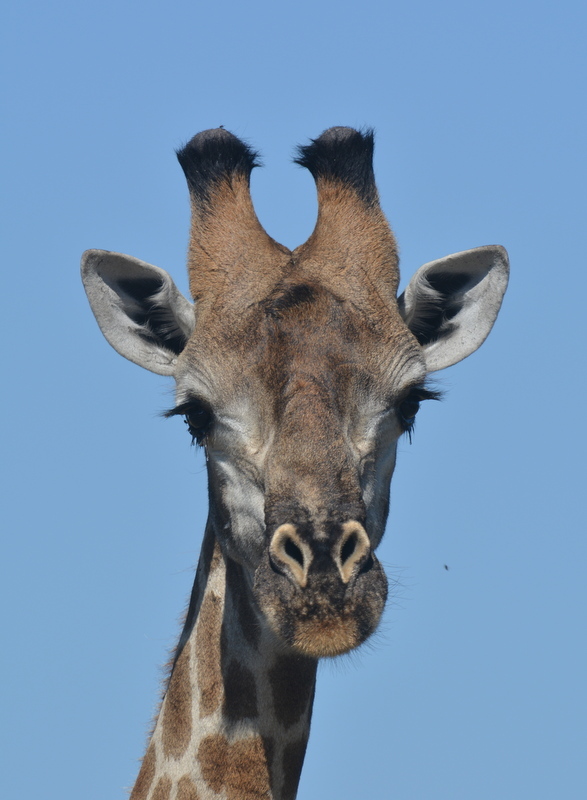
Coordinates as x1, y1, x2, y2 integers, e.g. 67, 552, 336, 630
260, 601, 385, 658
292, 617, 363, 658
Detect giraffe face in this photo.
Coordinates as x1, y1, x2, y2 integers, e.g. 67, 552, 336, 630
82, 127, 508, 658
172, 280, 426, 656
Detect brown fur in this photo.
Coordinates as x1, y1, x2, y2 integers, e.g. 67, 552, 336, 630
187, 176, 291, 315
196, 591, 223, 718
292, 182, 399, 313
129, 742, 156, 800
198, 734, 272, 800
151, 776, 172, 800
292, 616, 359, 658
184, 134, 399, 323
161, 639, 192, 759
176, 776, 201, 800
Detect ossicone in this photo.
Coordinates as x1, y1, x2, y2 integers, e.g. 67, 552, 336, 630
295, 126, 377, 205
176, 128, 261, 206
177, 128, 290, 306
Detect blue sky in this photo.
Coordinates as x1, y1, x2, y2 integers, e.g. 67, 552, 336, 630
2, 0, 586, 797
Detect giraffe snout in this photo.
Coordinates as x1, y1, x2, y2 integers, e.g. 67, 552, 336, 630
255, 518, 387, 657
268, 520, 373, 588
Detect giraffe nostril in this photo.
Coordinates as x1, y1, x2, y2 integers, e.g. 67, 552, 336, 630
340, 533, 357, 566
269, 524, 313, 588
335, 522, 371, 584
285, 537, 304, 567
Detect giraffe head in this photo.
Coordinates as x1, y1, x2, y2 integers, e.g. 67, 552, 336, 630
82, 127, 508, 658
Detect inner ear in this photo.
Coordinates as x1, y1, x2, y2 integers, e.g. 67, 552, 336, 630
402, 270, 477, 347
116, 276, 189, 356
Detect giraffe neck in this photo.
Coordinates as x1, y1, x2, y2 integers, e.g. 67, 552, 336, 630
130, 524, 318, 800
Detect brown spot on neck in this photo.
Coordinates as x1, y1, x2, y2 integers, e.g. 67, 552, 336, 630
129, 742, 156, 800
161, 638, 192, 759
269, 655, 317, 729
152, 775, 172, 800
198, 734, 272, 800
177, 775, 201, 800
196, 590, 224, 717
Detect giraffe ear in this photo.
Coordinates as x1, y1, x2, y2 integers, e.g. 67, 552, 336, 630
81, 249, 195, 376
398, 245, 509, 372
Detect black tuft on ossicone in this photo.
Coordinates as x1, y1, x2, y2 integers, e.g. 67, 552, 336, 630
294, 127, 377, 204
176, 128, 261, 204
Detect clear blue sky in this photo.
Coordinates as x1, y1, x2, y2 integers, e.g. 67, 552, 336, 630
2, 0, 586, 797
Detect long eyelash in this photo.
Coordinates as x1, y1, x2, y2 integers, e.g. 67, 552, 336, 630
407, 386, 444, 403
161, 400, 200, 419
400, 385, 443, 444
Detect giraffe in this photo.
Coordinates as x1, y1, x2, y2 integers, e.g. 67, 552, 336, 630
82, 127, 508, 799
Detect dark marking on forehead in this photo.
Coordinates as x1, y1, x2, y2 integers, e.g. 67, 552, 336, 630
161, 640, 192, 759
263, 283, 318, 319
129, 742, 156, 800
177, 775, 201, 800
196, 591, 223, 718
151, 775, 172, 800
268, 655, 317, 729
222, 659, 258, 721
198, 734, 272, 800
282, 738, 309, 800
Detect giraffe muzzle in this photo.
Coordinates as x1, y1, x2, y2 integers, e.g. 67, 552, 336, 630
255, 520, 387, 657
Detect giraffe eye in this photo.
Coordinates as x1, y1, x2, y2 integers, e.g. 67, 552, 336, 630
398, 397, 420, 432
163, 398, 213, 446
184, 404, 213, 445
396, 386, 443, 440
